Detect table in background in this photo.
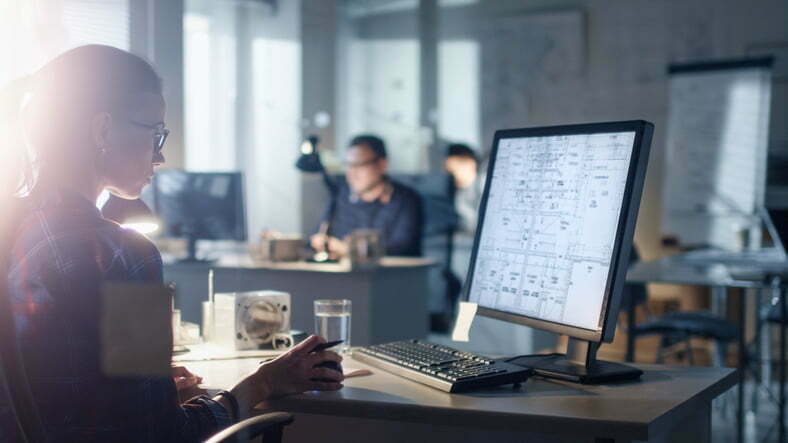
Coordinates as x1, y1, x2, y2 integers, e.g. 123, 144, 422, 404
186, 352, 736, 443
164, 256, 435, 346
627, 255, 788, 443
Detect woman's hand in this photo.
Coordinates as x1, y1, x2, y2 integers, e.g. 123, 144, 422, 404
255, 335, 344, 398
309, 234, 348, 260
173, 365, 205, 403
310, 233, 330, 252
172, 365, 203, 391
221, 335, 344, 417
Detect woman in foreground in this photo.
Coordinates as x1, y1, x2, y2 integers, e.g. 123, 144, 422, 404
0, 44, 343, 442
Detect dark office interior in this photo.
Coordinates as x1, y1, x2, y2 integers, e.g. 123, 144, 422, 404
0, 0, 787, 442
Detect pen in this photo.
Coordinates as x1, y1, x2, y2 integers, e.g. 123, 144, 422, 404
310, 339, 344, 353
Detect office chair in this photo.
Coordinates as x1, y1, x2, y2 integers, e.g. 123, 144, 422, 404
761, 274, 785, 379
624, 247, 738, 366
204, 412, 295, 443
389, 173, 460, 331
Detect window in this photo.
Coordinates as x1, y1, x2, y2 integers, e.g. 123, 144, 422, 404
337, 2, 422, 172
183, 0, 303, 234
183, 5, 237, 171
438, 40, 480, 151
0, 0, 129, 86
344, 39, 421, 171
0, 0, 130, 199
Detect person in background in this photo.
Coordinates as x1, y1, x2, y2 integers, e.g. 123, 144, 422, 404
444, 143, 484, 235
426, 143, 486, 332
310, 134, 423, 258
0, 45, 343, 442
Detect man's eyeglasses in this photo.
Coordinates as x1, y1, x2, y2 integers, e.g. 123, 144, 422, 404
344, 157, 380, 170
130, 120, 169, 155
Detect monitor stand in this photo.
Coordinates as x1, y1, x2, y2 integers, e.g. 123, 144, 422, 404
177, 236, 216, 264
508, 337, 642, 384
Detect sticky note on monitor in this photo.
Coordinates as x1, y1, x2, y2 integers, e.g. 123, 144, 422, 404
451, 302, 478, 342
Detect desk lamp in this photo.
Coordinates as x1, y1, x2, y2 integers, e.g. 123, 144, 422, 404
295, 135, 338, 262
101, 194, 159, 235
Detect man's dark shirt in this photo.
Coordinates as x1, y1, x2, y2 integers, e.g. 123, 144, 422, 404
320, 179, 423, 256
1, 190, 230, 442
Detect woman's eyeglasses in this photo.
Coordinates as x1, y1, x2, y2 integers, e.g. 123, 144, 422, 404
130, 120, 169, 155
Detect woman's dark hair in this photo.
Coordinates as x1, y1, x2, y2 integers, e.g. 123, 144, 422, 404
20, 45, 162, 194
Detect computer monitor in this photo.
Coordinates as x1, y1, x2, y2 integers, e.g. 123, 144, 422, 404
142, 170, 247, 262
464, 120, 654, 383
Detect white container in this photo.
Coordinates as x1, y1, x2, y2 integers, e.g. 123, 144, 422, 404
212, 291, 291, 350
201, 301, 214, 341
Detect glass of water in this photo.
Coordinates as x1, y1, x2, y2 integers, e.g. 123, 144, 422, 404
314, 299, 351, 353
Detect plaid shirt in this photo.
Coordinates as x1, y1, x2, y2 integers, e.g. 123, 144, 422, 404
1, 190, 230, 442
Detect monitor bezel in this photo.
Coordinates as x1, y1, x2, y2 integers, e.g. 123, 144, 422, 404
463, 120, 653, 343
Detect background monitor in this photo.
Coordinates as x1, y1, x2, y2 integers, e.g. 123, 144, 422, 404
142, 170, 247, 262
465, 121, 653, 382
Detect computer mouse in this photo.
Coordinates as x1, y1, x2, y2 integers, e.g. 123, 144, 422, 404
313, 360, 343, 382
315, 360, 343, 373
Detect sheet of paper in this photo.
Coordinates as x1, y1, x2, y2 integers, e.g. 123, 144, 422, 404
172, 343, 284, 362
451, 302, 478, 342
100, 283, 173, 377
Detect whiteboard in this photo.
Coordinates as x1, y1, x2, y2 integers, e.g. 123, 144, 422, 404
661, 58, 773, 250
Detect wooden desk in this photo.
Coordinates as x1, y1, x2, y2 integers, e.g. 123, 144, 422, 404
186, 354, 736, 443
164, 257, 435, 346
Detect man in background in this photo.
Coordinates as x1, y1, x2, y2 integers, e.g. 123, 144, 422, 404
444, 143, 484, 235
310, 134, 423, 259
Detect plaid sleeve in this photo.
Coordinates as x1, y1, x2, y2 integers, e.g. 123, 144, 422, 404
8, 217, 235, 442
0, 363, 20, 442
176, 395, 233, 440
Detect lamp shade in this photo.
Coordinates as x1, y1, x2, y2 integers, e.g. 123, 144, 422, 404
295, 153, 324, 173
295, 135, 324, 173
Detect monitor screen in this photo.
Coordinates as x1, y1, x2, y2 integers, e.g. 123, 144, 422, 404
142, 170, 246, 242
467, 131, 636, 331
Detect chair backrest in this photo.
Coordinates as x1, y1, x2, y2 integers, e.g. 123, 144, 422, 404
388, 173, 461, 309
388, 173, 458, 239
204, 412, 294, 443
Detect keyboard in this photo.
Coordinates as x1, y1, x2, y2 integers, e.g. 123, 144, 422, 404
352, 340, 533, 393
